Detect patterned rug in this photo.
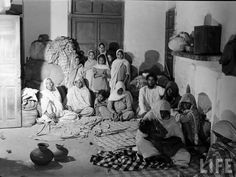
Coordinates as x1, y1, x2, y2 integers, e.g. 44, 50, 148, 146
93, 120, 139, 151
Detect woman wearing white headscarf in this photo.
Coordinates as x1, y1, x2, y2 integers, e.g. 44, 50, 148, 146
110, 49, 130, 91
84, 50, 97, 89
194, 120, 236, 177
107, 81, 134, 121
136, 100, 190, 167
66, 77, 94, 117
39, 78, 77, 123
91, 54, 110, 93
68, 56, 84, 88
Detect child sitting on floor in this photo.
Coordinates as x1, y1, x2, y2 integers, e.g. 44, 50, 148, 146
94, 90, 110, 120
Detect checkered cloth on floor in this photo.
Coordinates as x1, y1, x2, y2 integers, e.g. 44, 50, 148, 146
90, 149, 173, 171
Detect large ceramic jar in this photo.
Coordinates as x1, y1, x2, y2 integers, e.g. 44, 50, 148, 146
53, 144, 69, 161
30, 143, 54, 166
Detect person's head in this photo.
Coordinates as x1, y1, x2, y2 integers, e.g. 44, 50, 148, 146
74, 78, 84, 88
88, 50, 95, 60
115, 81, 126, 95
178, 93, 197, 111
45, 78, 54, 91
98, 43, 106, 54
107, 50, 115, 64
117, 88, 123, 95
97, 90, 107, 102
97, 54, 106, 65
74, 57, 81, 66
212, 120, 236, 144
165, 81, 179, 100
146, 73, 157, 89
158, 100, 171, 120
181, 102, 192, 110
116, 49, 124, 59
79, 50, 85, 56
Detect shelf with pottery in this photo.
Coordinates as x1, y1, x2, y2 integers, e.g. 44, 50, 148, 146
171, 51, 221, 62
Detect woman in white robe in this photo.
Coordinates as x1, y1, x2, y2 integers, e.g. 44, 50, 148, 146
39, 78, 77, 123
110, 49, 130, 91
66, 77, 94, 117
84, 50, 97, 89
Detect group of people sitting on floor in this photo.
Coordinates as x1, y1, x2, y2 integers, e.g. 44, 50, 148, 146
37, 43, 236, 176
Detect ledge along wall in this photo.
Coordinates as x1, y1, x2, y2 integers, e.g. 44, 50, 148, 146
174, 1, 236, 143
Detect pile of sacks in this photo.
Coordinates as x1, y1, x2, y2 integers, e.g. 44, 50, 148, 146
22, 88, 41, 127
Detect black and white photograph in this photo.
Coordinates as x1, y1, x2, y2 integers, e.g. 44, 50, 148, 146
0, 0, 235, 176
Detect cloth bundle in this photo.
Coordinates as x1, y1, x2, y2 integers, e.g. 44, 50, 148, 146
90, 149, 173, 171
44, 36, 80, 88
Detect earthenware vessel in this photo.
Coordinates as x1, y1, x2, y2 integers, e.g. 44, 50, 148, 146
30, 143, 54, 166
53, 144, 69, 161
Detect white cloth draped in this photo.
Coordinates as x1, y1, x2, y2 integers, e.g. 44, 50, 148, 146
66, 85, 91, 111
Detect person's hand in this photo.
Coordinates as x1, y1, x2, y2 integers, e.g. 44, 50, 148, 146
75, 109, 82, 114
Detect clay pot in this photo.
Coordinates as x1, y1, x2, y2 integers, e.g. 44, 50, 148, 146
53, 144, 69, 161
30, 143, 54, 166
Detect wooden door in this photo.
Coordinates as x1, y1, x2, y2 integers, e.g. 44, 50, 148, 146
71, 17, 123, 55
71, 17, 98, 55
98, 18, 122, 49
0, 15, 21, 128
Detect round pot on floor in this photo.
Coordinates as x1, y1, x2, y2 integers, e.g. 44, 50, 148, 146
30, 143, 54, 166
53, 144, 69, 161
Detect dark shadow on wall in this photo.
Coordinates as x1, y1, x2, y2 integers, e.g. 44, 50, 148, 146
197, 92, 212, 116
139, 50, 164, 76
108, 42, 120, 54
125, 52, 138, 81
221, 109, 236, 127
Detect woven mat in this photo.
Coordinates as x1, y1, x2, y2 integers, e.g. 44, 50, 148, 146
106, 163, 199, 177
93, 120, 139, 151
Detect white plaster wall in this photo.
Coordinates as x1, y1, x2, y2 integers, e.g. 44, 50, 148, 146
173, 55, 236, 143
50, 0, 69, 40
176, 1, 236, 51
124, 1, 166, 71
24, 0, 69, 58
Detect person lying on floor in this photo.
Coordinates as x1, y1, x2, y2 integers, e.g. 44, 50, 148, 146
94, 89, 110, 119
136, 100, 190, 167
174, 91, 201, 152
163, 81, 182, 109
38, 78, 77, 123
107, 81, 134, 121
65, 77, 94, 117
138, 73, 165, 117
194, 120, 236, 177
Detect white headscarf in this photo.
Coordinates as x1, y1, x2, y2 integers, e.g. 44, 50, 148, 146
108, 81, 133, 103
151, 100, 171, 120
66, 77, 92, 110
93, 54, 110, 70
213, 120, 236, 142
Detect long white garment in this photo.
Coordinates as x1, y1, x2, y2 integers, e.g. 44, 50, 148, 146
138, 85, 165, 115
40, 78, 77, 123
110, 58, 130, 91
66, 85, 91, 111
40, 87, 64, 118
